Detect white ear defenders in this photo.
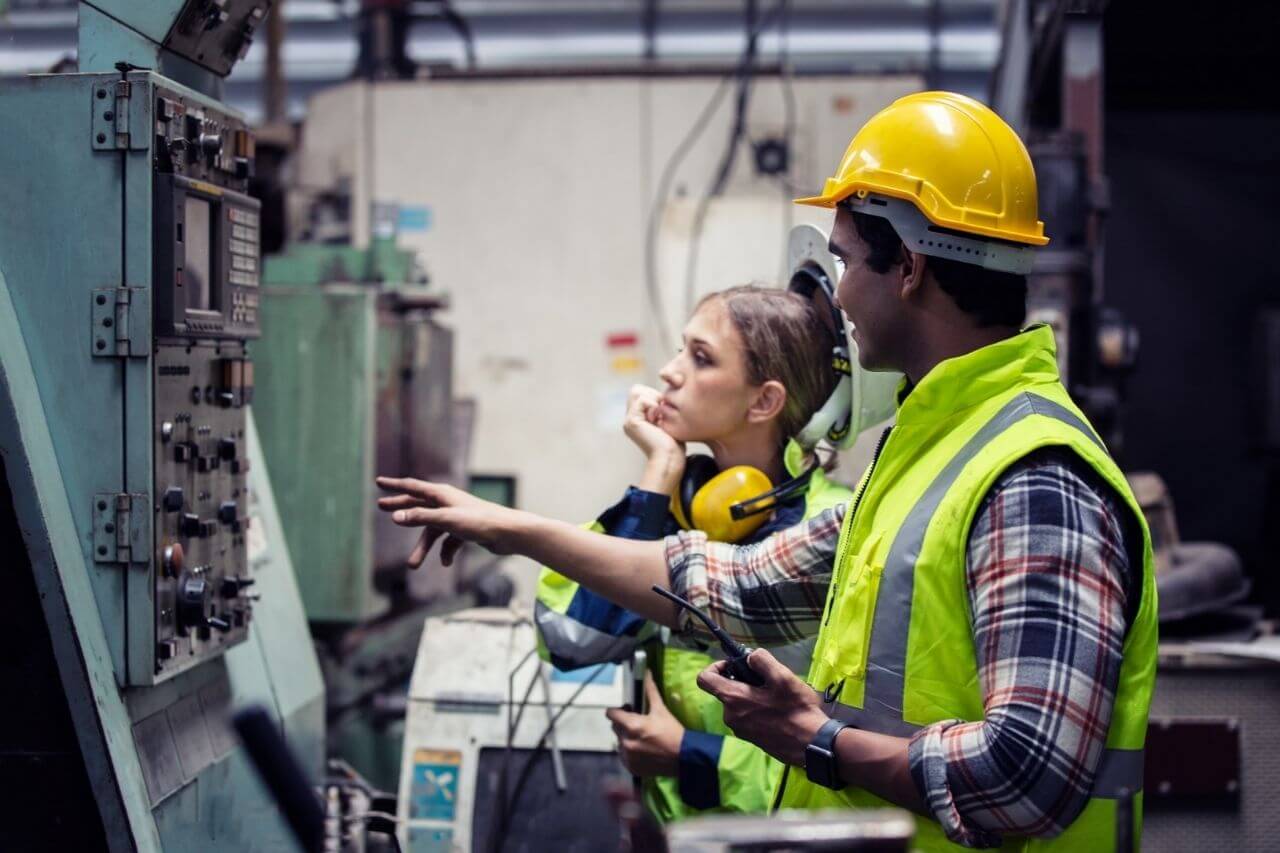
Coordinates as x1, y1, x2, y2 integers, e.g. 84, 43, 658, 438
786, 224, 902, 450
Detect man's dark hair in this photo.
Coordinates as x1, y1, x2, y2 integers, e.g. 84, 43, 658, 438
850, 211, 1027, 328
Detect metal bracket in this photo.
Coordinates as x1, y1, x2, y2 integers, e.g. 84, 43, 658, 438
91, 287, 150, 357
91, 78, 147, 151
93, 493, 151, 565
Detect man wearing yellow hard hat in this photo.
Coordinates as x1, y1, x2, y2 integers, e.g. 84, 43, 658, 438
377, 91, 1157, 850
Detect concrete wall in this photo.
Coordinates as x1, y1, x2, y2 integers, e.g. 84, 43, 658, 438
296, 75, 920, 589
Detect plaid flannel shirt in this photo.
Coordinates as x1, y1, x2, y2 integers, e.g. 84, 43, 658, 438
665, 447, 1135, 847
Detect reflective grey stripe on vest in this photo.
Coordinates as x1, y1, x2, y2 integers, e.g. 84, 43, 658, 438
534, 599, 641, 665
815, 689, 1145, 797
861, 392, 1104, 721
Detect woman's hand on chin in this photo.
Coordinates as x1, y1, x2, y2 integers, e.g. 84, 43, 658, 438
375, 477, 519, 567
623, 384, 683, 460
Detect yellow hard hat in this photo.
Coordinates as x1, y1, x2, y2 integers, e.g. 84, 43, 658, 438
796, 91, 1048, 248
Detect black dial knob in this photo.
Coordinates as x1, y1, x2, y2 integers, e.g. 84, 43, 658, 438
179, 513, 202, 537
176, 575, 210, 634
218, 437, 238, 460
218, 500, 238, 525
162, 486, 185, 513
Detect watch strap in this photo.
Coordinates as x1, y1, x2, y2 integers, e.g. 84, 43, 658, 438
804, 717, 851, 789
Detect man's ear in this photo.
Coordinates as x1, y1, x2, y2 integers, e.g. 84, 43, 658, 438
898, 250, 928, 301
747, 380, 788, 425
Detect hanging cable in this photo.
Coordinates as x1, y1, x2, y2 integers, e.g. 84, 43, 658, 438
681, 0, 765, 319
643, 76, 736, 354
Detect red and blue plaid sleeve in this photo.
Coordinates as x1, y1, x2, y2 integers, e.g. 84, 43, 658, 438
665, 503, 846, 647
908, 448, 1135, 846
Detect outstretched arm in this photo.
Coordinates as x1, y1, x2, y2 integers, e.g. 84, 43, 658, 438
375, 477, 680, 626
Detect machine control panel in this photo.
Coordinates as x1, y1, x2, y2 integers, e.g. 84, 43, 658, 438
164, 0, 274, 77
153, 347, 256, 677
153, 84, 261, 340
149, 87, 260, 679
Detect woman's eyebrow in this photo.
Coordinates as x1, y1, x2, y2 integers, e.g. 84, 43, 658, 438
688, 336, 715, 351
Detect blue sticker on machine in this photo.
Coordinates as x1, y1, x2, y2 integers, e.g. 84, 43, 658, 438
550, 662, 617, 685
410, 749, 461, 820
409, 826, 454, 852
398, 206, 432, 232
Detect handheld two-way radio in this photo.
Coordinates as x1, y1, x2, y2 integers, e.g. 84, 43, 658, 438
651, 585, 765, 687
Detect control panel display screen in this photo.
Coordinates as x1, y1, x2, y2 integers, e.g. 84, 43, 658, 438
184, 196, 213, 311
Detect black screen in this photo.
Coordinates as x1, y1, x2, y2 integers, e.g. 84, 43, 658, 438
183, 196, 212, 311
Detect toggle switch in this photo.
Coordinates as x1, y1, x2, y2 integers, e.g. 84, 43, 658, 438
220, 575, 255, 598
175, 442, 196, 464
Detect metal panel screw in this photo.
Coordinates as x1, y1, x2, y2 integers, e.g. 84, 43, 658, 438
97, 500, 107, 511
103, 318, 113, 328
96, 294, 106, 305
96, 89, 106, 99
97, 546, 107, 556
96, 133, 106, 144
104, 111, 114, 121
104, 523, 114, 533
96, 340, 106, 351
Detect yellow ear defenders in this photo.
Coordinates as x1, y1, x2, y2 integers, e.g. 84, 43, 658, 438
670, 454, 820, 543
667, 241, 853, 543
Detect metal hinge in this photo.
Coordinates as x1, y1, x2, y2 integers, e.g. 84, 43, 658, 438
91, 287, 150, 357
91, 78, 146, 151
93, 493, 150, 565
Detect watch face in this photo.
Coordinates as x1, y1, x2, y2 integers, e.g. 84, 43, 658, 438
805, 743, 837, 789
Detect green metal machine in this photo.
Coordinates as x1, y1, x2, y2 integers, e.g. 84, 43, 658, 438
0, 2, 326, 849
255, 232, 493, 794
256, 237, 451, 624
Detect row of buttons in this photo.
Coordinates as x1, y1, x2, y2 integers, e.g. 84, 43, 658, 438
231, 254, 257, 273
228, 208, 259, 227
231, 290, 259, 307
232, 307, 257, 325
229, 270, 259, 287
231, 224, 259, 244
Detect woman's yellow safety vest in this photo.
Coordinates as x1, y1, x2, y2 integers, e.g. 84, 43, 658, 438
777, 326, 1157, 852
536, 440, 851, 822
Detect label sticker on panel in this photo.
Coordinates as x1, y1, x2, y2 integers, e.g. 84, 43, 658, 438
410, 749, 462, 821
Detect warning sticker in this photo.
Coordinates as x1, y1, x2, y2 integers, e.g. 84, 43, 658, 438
410, 749, 462, 821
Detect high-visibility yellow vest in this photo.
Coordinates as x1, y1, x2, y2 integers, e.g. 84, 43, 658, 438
536, 440, 851, 821
777, 326, 1157, 852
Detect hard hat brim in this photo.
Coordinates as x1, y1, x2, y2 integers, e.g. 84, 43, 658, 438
793, 192, 839, 208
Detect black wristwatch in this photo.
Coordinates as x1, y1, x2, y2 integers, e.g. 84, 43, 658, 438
804, 717, 851, 790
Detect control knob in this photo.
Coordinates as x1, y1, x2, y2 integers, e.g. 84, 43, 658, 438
176, 574, 211, 634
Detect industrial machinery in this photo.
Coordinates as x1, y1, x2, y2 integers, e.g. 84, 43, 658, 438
0, 2, 327, 849
255, 211, 510, 794
397, 608, 628, 852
